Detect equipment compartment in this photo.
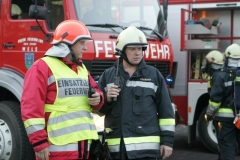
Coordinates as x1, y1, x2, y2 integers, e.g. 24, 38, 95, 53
185, 39, 219, 50
185, 24, 220, 35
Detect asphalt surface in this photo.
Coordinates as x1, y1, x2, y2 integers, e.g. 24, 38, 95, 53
166, 125, 240, 160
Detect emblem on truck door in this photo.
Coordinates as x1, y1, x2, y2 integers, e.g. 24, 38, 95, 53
24, 53, 34, 69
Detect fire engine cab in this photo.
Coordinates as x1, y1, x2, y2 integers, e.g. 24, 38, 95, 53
167, 0, 240, 153
0, 0, 176, 159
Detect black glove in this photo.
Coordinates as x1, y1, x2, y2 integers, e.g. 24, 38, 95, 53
205, 104, 218, 123
205, 114, 213, 122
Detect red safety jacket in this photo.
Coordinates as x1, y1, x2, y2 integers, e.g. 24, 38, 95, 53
21, 58, 104, 160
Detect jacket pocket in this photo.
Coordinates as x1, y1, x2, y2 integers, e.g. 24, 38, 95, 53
133, 87, 142, 115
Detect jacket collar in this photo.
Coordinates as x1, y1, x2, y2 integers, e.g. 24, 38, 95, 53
115, 58, 147, 78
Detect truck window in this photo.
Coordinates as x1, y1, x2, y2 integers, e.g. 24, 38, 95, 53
45, 0, 64, 30
11, 0, 33, 19
11, 4, 22, 19
75, 0, 166, 37
81, 0, 114, 24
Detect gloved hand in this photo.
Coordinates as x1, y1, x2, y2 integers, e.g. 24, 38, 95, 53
205, 114, 213, 122
205, 104, 218, 123
206, 105, 217, 116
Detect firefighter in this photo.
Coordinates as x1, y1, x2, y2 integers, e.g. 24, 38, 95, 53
201, 50, 224, 93
202, 50, 224, 158
97, 26, 175, 160
205, 43, 240, 160
21, 20, 104, 160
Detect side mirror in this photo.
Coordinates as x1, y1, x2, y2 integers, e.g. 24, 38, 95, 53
32, 0, 46, 5
162, 0, 168, 21
29, 5, 47, 20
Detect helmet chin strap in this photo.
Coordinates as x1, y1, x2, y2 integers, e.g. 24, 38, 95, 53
121, 51, 142, 66
68, 45, 81, 65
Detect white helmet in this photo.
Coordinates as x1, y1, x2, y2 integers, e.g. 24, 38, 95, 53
116, 26, 148, 54
225, 43, 240, 59
11, 4, 22, 16
201, 50, 224, 80
206, 50, 224, 65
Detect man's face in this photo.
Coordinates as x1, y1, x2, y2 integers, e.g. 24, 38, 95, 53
71, 40, 87, 59
125, 46, 143, 65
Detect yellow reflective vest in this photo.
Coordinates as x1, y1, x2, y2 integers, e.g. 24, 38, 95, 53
42, 57, 98, 145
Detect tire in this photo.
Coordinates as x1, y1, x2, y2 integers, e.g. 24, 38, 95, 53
0, 101, 35, 160
198, 107, 218, 153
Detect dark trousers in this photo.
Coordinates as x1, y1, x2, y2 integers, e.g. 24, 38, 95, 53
217, 121, 240, 160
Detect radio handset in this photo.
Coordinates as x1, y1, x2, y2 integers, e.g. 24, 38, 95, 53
88, 75, 96, 98
113, 58, 120, 102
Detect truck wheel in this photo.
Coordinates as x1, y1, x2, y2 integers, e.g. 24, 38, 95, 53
198, 107, 218, 153
0, 101, 35, 160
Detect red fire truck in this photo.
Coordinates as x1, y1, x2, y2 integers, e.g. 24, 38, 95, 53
167, 0, 240, 153
0, 0, 176, 159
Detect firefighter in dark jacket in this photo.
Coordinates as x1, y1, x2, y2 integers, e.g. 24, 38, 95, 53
205, 43, 240, 160
202, 50, 224, 158
97, 26, 175, 160
201, 50, 224, 93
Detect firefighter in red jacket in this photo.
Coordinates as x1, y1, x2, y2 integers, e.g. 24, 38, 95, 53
21, 20, 104, 160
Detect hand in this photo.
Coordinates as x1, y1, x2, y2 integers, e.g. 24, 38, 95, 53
205, 105, 216, 123
106, 85, 121, 103
160, 145, 173, 160
35, 147, 49, 160
88, 92, 101, 106
205, 114, 213, 122
206, 104, 217, 117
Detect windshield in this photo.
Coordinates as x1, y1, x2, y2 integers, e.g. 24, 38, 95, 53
74, 0, 166, 36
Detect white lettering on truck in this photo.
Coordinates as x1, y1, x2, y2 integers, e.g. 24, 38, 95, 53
22, 47, 38, 52
94, 40, 170, 60
18, 37, 43, 51
18, 38, 26, 43
144, 44, 170, 59
94, 40, 116, 58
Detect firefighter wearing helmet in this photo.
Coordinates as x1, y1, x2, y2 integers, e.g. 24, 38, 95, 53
97, 26, 175, 159
205, 43, 240, 160
21, 20, 104, 160
201, 50, 224, 93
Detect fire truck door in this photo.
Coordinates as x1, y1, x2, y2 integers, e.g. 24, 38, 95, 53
2, 2, 51, 73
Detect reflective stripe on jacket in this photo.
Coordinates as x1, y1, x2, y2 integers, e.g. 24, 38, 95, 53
42, 56, 98, 145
